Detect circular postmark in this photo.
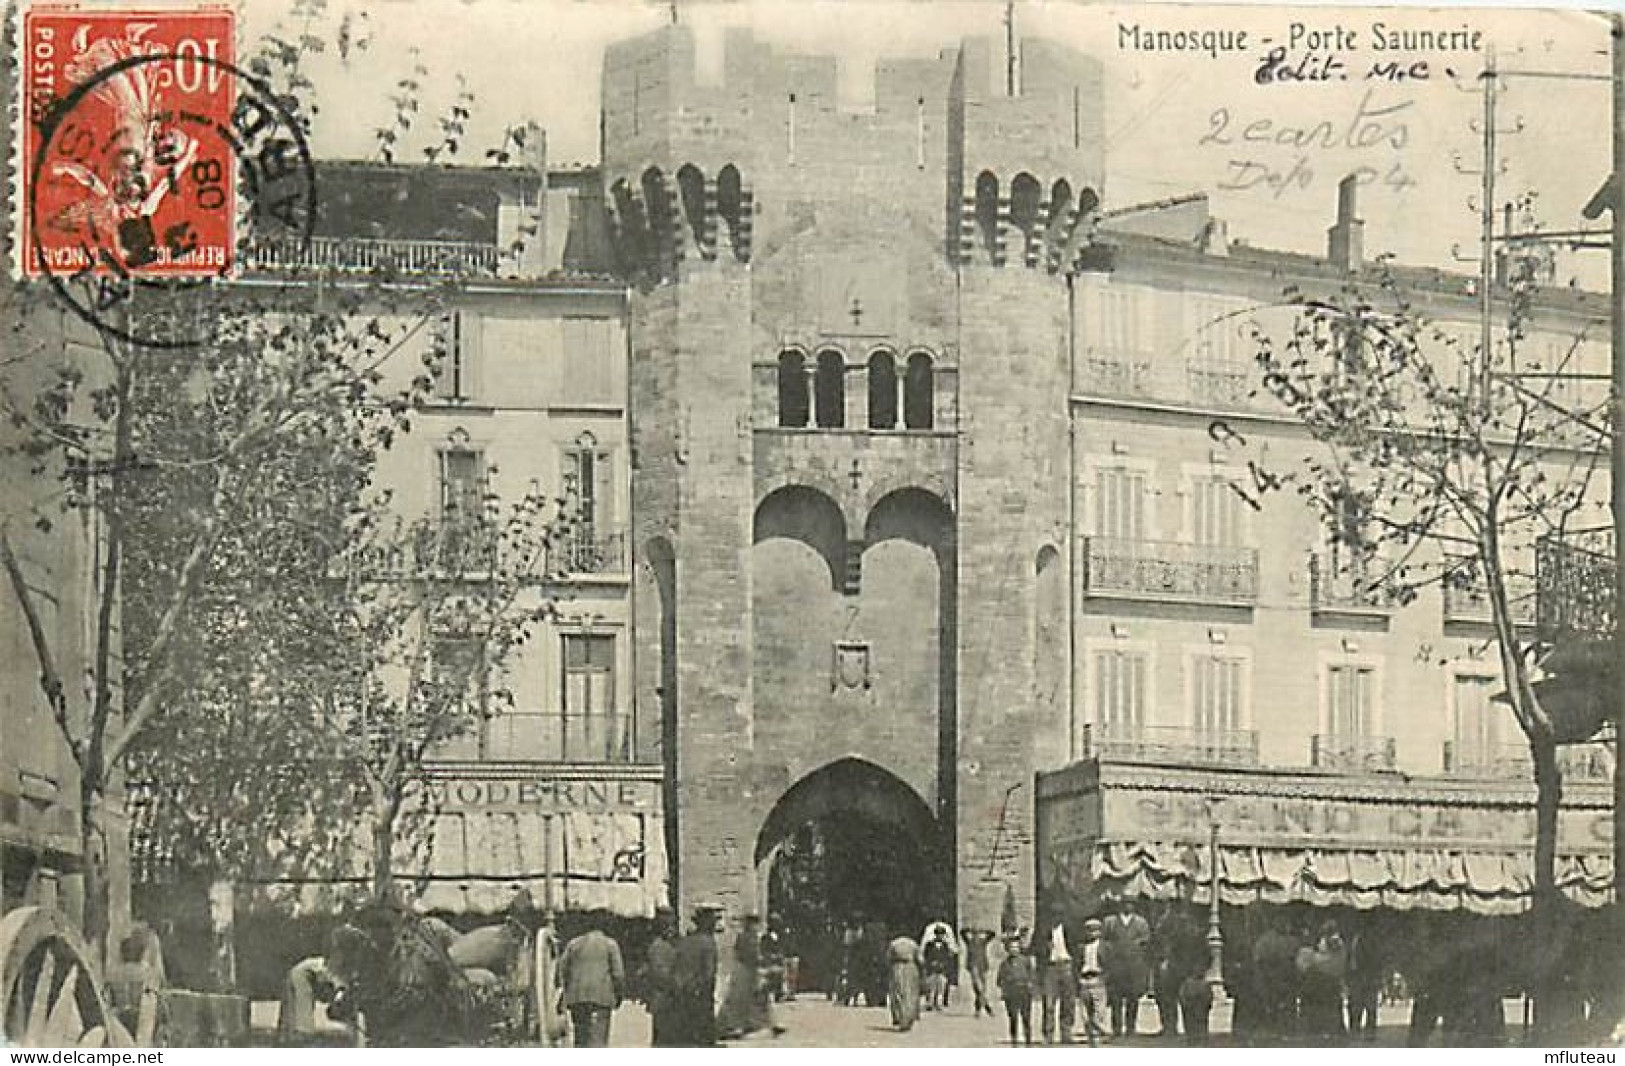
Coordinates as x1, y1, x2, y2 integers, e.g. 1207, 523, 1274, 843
28, 50, 317, 349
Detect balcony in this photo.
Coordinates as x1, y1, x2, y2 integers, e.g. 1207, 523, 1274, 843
1078, 356, 1153, 398
1082, 537, 1259, 606
1185, 361, 1253, 407
1311, 734, 1397, 774
1081, 723, 1260, 767
1441, 574, 1538, 627
436, 712, 638, 763
1559, 741, 1616, 783
247, 236, 501, 276
1310, 555, 1395, 618
1536, 531, 1615, 640
553, 530, 627, 577
1442, 740, 1532, 779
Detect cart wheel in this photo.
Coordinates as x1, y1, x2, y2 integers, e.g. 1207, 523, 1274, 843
0, 907, 131, 1048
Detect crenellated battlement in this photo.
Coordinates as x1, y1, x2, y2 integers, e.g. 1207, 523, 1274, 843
601, 25, 1106, 282
607, 163, 755, 286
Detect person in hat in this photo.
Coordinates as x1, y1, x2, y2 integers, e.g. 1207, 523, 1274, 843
642, 907, 681, 1046
673, 904, 722, 1046
719, 913, 781, 1038
1077, 918, 1110, 1046
996, 932, 1037, 1045
558, 908, 626, 1047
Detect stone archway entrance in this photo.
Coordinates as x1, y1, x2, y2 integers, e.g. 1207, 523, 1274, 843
754, 759, 950, 994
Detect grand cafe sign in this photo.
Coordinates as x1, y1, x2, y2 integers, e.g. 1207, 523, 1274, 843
1102, 787, 1612, 854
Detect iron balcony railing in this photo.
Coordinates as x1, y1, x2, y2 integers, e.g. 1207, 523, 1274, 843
1536, 531, 1616, 639
554, 530, 628, 576
1311, 733, 1398, 774
1184, 361, 1254, 406
1442, 740, 1533, 779
435, 712, 638, 763
247, 236, 502, 276
1309, 554, 1396, 614
1082, 537, 1259, 605
1559, 741, 1616, 783
1441, 573, 1538, 627
1081, 723, 1260, 767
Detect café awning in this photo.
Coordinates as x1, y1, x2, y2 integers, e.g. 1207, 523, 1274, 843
415, 807, 669, 917
1037, 759, 1615, 919
1090, 840, 1613, 916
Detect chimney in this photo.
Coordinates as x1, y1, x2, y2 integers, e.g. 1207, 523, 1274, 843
1326, 174, 1363, 272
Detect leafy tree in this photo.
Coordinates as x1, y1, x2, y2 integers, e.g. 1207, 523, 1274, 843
318, 487, 567, 905
0, 0, 551, 958
1246, 247, 1610, 1013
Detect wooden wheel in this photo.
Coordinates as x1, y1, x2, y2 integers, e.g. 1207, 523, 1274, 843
0, 907, 131, 1048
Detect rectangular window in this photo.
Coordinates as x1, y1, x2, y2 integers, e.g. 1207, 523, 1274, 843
439, 447, 488, 568
562, 633, 623, 760
1326, 665, 1375, 737
432, 312, 481, 403
1190, 477, 1244, 547
431, 637, 486, 725
1094, 649, 1147, 733
1101, 288, 1138, 355
1193, 655, 1244, 734
1453, 673, 1501, 764
562, 441, 618, 572
1095, 467, 1147, 541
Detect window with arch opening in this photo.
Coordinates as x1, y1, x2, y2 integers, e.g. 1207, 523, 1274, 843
778, 350, 809, 428
868, 350, 898, 430
815, 350, 846, 428
904, 352, 934, 429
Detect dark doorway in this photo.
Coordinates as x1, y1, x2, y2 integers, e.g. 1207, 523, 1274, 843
755, 759, 949, 994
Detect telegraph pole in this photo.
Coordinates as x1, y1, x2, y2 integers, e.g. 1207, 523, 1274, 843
1479, 49, 1499, 398
1610, 13, 1625, 949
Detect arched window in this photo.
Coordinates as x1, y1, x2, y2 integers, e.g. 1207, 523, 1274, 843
974, 171, 1000, 261
904, 352, 934, 429
868, 350, 898, 430
815, 350, 846, 429
778, 350, 809, 428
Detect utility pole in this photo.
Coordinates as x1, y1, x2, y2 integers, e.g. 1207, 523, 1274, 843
1610, 12, 1625, 954
1480, 49, 1499, 398
1004, 0, 1016, 96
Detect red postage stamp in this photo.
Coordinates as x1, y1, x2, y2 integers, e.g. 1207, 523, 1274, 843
21, 5, 237, 279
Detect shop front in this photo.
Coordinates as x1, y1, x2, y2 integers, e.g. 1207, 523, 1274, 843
1036, 759, 1613, 916
1036, 758, 1617, 1037
414, 766, 668, 918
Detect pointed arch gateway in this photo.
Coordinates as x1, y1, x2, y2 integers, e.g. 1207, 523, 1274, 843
755, 759, 951, 976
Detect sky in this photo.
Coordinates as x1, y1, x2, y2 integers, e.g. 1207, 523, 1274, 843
237, 0, 1616, 284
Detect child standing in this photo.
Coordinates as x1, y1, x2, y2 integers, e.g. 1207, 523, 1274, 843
996, 934, 1037, 1046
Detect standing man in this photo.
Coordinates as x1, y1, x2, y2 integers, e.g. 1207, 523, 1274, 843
1034, 911, 1077, 1044
924, 926, 957, 1011
674, 904, 722, 1047
1102, 897, 1152, 1038
1076, 918, 1110, 1046
642, 907, 680, 1047
558, 910, 626, 1047
962, 926, 997, 1018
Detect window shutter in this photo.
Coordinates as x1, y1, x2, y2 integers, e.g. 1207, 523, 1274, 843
594, 450, 615, 530
432, 315, 457, 401
458, 312, 483, 402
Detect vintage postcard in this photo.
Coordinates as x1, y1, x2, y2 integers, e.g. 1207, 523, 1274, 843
0, 0, 1619, 1051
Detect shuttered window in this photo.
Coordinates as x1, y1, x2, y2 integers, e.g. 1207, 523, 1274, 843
1095, 467, 1147, 541
1326, 665, 1375, 737
1193, 656, 1244, 733
1094, 649, 1147, 732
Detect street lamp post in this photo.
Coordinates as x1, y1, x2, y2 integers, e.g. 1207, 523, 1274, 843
1204, 796, 1224, 991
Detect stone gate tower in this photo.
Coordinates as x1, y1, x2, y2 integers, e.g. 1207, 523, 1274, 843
606, 25, 1104, 927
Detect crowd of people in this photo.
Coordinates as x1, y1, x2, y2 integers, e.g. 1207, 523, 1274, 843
271, 893, 1619, 1047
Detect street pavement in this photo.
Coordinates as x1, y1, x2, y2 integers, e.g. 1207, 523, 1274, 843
605, 991, 1446, 1048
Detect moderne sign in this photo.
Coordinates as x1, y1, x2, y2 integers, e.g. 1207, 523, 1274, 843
425, 777, 660, 811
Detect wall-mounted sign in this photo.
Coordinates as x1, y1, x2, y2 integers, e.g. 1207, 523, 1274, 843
1102, 788, 1611, 854
425, 777, 660, 811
